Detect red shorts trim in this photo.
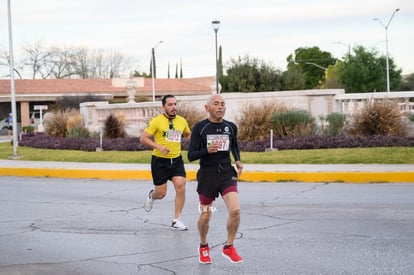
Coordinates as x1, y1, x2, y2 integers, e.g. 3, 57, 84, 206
199, 185, 238, 205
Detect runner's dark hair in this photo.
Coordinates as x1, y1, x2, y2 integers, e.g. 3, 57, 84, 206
161, 94, 175, 106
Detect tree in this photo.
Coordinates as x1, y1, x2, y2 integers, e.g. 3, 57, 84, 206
23, 41, 55, 79
105, 50, 130, 78
222, 55, 282, 92
400, 73, 414, 91
337, 45, 402, 93
281, 66, 305, 90
132, 70, 149, 77
12, 41, 134, 79
0, 49, 23, 79
218, 45, 224, 83
286, 46, 336, 89
149, 48, 156, 78
321, 62, 345, 89
72, 47, 89, 78
180, 58, 183, 78
48, 46, 77, 79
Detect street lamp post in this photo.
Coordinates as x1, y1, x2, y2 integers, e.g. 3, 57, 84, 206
7, 0, 18, 158
305, 62, 327, 71
151, 40, 163, 102
211, 20, 220, 94
374, 8, 400, 93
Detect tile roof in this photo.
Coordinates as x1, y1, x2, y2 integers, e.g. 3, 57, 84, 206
0, 79, 121, 94
141, 77, 213, 93
0, 77, 214, 96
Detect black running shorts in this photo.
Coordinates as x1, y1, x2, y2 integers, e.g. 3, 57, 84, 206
196, 163, 238, 201
151, 155, 186, 186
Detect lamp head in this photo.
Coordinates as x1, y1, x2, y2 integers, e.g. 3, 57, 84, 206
211, 20, 220, 31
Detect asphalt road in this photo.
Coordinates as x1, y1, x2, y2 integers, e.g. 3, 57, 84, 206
0, 177, 413, 275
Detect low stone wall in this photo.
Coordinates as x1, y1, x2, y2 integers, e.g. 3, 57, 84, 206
80, 90, 414, 137
335, 91, 414, 115
174, 89, 343, 127
80, 89, 345, 137
80, 101, 161, 136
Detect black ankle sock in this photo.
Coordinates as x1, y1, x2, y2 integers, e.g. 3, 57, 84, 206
224, 244, 233, 249
200, 243, 208, 248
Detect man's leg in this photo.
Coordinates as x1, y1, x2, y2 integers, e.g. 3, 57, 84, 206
221, 191, 243, 263
172, 176, 186, 220
149, 156, 168, 201
198, 206, 212, 264
152, 183, 167, 200
198, 205, 212, 244
144, 182, 166, 212
222, 191, 240, 245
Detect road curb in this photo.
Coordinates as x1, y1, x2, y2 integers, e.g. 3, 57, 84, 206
1, 167, 413, 183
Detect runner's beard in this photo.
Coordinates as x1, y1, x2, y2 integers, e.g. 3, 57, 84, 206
164, 111, 176, 119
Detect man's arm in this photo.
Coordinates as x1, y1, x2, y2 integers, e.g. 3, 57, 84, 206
187, 126, 208, 162
230, 123, 243, 176
140, 131, 170, 155
183, 131, 191, 140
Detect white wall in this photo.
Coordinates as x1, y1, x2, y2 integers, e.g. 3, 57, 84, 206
81, 89, 345, 136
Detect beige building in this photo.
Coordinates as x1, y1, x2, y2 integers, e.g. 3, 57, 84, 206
0, 77, 214, 127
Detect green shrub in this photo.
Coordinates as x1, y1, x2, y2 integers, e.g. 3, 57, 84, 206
236, 100, 288, 141
408, 113, 414, 123
271, 110, 315, 138
67, 126, 90, 138
347, 98, 405, 136
22, 126, 35, 133
66, 110, 88, 137
325, 112, 346, 136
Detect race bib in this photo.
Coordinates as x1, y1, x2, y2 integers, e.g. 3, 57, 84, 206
166, 130, 182, 142
207, 134, 230, 151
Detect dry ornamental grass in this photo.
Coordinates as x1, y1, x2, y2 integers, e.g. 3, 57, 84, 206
348, 99, 405, 136
236, 100, 288, 141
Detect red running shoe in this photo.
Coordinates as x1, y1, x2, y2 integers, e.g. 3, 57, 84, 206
222, 245, 243, 263
199, 246, 211, 264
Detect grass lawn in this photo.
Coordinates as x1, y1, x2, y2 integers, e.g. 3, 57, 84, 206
1, 143, 413, 164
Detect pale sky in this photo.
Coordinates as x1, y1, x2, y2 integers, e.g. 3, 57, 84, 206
1, 0, 413, 79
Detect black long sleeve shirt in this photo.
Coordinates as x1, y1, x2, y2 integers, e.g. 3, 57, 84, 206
187, 119, 241, 167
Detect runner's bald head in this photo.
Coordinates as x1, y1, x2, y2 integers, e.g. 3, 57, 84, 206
207, 94, 224, 105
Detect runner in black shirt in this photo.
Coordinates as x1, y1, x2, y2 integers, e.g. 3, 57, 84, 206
188, 94, 244, 264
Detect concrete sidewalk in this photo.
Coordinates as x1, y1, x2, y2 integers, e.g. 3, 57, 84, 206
0, 159, 413, 183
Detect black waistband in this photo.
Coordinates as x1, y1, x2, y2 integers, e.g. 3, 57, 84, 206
200, 162, 232, 169
152, 155, 182, 161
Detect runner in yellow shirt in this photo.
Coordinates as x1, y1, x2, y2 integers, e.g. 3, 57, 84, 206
140, 94, 191, 230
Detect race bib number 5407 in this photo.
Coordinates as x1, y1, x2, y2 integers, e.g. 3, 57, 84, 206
206, 134, 229, 151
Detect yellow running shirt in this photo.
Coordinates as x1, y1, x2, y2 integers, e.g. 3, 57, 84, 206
144, 114, 190, 158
